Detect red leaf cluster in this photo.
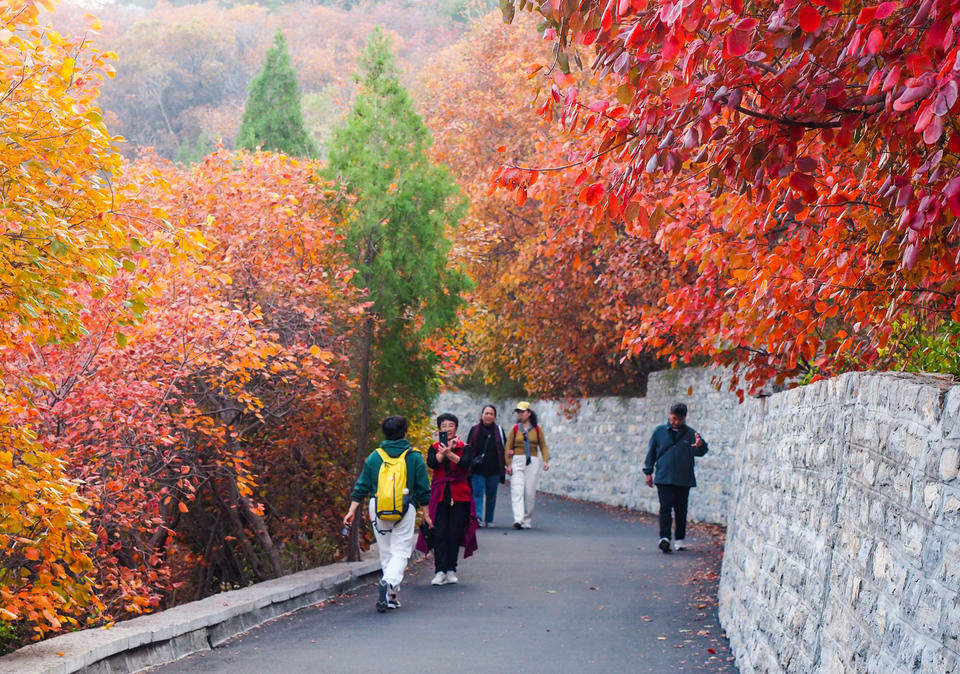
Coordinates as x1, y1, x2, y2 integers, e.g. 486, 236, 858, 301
500, 0, 960, 393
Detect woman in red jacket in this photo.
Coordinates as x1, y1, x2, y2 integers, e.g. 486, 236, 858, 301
417, 412, 478, 586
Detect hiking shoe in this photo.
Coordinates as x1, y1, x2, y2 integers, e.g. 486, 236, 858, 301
658, 537, 672, 554
445, 571, 459, 584
387, 584, 400, 609
513, 522, 522, 529
431, 571, 447, 586
376, 580, 389, 612
673, 539, 687, 551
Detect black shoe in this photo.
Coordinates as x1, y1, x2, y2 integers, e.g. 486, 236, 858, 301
376, 580, 388, 612
513, 522, 522, 530
658, 537, 672, 554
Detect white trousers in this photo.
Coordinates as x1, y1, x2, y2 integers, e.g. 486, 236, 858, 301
368, 500, 417, 587
510, 455, 542, 527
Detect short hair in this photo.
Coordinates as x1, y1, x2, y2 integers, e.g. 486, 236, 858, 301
382, 415, 408, 440
481, 404, 497, 418
436, 412, 459, 430
669, 402, 688, 418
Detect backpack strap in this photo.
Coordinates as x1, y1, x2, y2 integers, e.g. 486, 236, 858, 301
376, 448, 409, 462
656, 429, 691, 462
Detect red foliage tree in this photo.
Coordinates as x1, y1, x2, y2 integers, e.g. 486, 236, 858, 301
498, 0, 960, 393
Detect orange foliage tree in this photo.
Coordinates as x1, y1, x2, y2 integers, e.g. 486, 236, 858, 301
498, 0, 960, 394
2, 0, 431, 649
2, 150, 363, 620
0, 0, 142, 639
423, 12, 667, 397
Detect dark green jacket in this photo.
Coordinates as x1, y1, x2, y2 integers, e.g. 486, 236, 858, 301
642, 423, 708, 487
350, 439, 431, 507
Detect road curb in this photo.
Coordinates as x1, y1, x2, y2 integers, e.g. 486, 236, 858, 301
0, 548, 383, 674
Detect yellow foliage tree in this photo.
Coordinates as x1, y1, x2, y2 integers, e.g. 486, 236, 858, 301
0, 0, 138, 639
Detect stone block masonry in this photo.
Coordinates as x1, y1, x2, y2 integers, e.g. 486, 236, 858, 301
435, 369, 960, 672
719, 372, 960, 673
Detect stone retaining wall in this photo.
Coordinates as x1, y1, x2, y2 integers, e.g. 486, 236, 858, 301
719, 372, 960, 672
435, 369, 960, 672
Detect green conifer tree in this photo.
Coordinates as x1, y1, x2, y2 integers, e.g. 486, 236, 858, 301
325, 28, 469, 558
237, 30, 317, 157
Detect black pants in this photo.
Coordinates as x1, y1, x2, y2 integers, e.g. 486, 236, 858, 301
434, 501, 469, 572
657, 485, 690, 540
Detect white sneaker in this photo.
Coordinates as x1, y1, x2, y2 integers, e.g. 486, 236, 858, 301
673, 539, 687, 551
387, 584, 400, 609
431, 571, 447, 586
444, 571, 459, 584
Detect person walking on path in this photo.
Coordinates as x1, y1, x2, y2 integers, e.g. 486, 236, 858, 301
343, 415, 432, 612
417, 413, 478, 586
643, 402, 708, 553
504, 401, 549, 529
466, 405, 507, 528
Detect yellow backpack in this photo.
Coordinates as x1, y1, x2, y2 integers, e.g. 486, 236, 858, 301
374, 448, 410, 522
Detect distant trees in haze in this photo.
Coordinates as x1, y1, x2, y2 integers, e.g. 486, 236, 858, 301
50, 0, 464, 159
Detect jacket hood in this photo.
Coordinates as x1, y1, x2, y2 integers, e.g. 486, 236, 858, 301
379, 438, 412, 457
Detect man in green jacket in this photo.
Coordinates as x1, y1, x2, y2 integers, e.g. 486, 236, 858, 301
343, 415, 432, 612
643, 402, 708, 554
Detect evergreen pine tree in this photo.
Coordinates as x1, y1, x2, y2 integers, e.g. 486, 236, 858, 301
325, 28, 469, 558
237, 30, 317, 157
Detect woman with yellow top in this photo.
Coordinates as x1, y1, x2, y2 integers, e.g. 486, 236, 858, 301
505, 401, 549, 529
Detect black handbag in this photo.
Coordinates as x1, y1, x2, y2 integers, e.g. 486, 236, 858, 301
471, 431, 492, 469
419, 521, 434, 551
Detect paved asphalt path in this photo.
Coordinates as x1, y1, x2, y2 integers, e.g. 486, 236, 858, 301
152, 492, 736, 673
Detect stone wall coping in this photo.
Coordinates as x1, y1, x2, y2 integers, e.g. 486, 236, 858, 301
0, 548, 382, 674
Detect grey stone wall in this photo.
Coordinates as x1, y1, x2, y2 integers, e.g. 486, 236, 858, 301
435, 368, 960, 672
433, 367, 741, 524
719, 372, 960, 673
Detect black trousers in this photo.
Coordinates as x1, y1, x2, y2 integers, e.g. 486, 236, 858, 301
657, 485, 690, 540
434, 501, 469, 572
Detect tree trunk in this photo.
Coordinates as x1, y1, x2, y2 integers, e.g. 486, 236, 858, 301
146, 495, 181, 560
348, 313, 375, 561
217, 481, 271, 581
237, 488, 285, 578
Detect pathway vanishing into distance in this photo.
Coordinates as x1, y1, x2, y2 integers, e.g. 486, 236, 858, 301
151, 492, 736, 673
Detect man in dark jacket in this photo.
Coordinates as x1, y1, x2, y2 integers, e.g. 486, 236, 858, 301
643, 402, 708, 553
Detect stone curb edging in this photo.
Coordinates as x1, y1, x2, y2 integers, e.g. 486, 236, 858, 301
1, 548, 383, 674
